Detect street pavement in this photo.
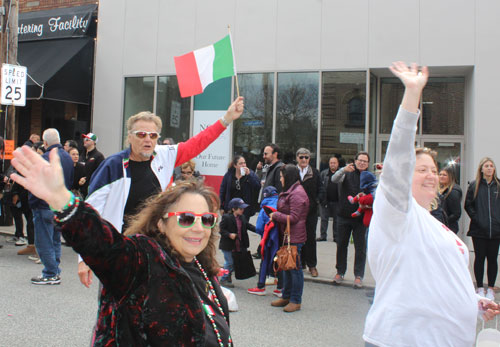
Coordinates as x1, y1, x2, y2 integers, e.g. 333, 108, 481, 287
0, 224, 373, 347
0, 217, 497, 346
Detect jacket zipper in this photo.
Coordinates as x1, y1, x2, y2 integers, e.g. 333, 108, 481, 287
488, 182, 492, 239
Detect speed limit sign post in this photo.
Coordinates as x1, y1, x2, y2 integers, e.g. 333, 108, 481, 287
1, 64, 27, 107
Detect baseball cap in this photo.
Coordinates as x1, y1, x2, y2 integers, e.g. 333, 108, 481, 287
262, 186, 278, 198
228, 198, 249, 210
82, 133, 98, 143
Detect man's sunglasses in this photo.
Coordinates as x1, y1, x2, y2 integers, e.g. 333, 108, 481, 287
298, 156, 309, 160
164, 211, 218, 229
132, 131, 160, 140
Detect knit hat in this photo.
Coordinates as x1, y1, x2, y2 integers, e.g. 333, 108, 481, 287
82, 133, 98, 143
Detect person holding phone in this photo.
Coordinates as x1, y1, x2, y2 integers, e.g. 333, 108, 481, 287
220, 155, 260, 220
331, 153, 370, 288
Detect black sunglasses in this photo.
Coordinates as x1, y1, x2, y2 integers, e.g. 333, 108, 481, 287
298, 156, 310, 160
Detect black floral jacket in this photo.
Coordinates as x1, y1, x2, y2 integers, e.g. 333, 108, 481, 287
59, 202, 229, 346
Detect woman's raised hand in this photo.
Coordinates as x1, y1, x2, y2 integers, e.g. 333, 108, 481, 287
10, 146, 71, 210
389, 62, 429, 114
389, 62, 428, 91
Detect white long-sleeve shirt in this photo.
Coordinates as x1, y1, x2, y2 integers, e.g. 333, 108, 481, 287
363, 107, 478, 347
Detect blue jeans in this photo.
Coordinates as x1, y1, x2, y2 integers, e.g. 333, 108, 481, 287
33, 209, 61, 278
282, 243, 304, 304
221, 250, 234, 281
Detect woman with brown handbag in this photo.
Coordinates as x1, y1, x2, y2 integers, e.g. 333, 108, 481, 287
269, 164, 309, 312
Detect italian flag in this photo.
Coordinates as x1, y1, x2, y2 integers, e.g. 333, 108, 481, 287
174, 34, 236, 98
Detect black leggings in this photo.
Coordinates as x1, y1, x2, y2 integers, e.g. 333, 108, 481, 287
472, 237, 500, 288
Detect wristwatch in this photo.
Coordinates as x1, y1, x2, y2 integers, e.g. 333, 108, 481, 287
220, 117, 230, 127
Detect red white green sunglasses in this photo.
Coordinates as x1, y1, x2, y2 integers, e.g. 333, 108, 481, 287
164, 211, 218, 229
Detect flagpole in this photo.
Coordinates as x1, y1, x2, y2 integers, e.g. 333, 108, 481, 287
228, 25, 240, 98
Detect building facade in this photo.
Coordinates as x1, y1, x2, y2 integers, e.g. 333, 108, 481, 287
92, 0, 499, 207
11, 0, 98, 146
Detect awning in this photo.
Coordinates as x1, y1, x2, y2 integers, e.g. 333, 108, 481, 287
18, 37, 94, 104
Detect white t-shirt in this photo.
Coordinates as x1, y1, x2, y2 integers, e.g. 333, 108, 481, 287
363, 107, 478, 347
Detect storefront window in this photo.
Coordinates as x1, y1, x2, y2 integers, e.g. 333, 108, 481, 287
320, 71, 366, 169
379, 78, 404, 134
156, 76, 190, 144
276, 72, 319, 166
422, 77, 464, 135
122, 76, 155, 148
233, 73, 274, 171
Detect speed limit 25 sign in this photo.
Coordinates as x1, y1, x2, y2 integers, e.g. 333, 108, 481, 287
1, 64, 27, 106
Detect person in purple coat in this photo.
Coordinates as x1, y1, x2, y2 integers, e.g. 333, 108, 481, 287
269, 164, 309, 313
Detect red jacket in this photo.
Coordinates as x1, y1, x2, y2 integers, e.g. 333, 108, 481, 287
272, 181, 309, 244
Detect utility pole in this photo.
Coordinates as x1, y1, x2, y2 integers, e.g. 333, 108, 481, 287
0, 0, 18, 144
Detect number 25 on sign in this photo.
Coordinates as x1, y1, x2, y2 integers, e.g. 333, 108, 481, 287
1, 64, 27, 107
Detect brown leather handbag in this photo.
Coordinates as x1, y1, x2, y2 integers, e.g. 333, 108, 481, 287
273, 216, 298, 272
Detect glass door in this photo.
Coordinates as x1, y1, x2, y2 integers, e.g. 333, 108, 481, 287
421, 141, 463, 185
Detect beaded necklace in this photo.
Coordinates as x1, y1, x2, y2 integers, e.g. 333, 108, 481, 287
194, 257, 233, 347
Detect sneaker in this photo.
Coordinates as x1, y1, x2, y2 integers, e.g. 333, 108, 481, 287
476, 287, 486, 296
31, 275, 60, 285
6, 236, 18, 243
333, 273, 344, 285
35, 259, 42, 264
219, 279, 234, 288
18, 245, 36, 256
28, 255, 39, 261
251, 252, 261, 259
15, 237, 27, 246
354, 277, 363, 289
273, 289, 282, 297
247, 287, 266, 296
486, 288, 496, 301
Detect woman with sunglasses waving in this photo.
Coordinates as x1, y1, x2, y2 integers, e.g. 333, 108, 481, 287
363, 62, 500, 347
10, 146, 233, 347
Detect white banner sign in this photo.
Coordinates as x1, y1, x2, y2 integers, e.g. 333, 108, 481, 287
340, 132, 364, 145
192, 110, 230, 176
1, 64, 27, 106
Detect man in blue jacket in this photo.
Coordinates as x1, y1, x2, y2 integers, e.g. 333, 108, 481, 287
29, 128, 74, 285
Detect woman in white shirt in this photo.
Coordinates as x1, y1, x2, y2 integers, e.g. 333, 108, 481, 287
363, 62, 500, 347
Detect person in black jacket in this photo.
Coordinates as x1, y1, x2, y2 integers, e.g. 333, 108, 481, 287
331, 151, 370, 288
3, 165, 35, 251
318, 156, 340, 242
465, 157, 500, 300
219, 197, 256, 288
68, 147, 86, 197
80, 133, 105, 198
439, 164, 462, 233
257, 144, 285, 201
219, 155, 260, 219
296, 148, 324, 277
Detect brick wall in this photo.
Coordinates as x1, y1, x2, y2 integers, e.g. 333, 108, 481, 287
19, 0, 98, 13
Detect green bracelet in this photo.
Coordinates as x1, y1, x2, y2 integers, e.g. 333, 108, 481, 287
49, 191, 75, 212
